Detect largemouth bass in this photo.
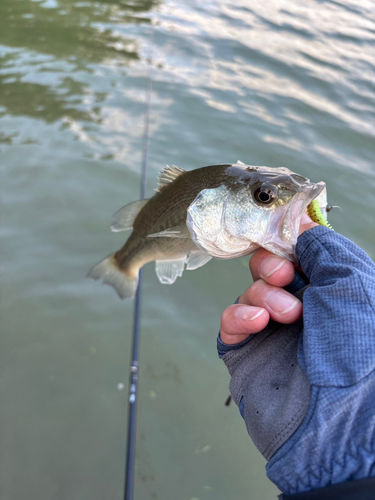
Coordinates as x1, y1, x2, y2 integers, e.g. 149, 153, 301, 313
88, 162, 326, 299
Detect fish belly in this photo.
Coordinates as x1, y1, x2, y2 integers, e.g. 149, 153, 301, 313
114, 232, 198, 277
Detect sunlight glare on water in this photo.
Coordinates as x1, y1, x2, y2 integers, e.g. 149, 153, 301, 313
1, 0, 374, 499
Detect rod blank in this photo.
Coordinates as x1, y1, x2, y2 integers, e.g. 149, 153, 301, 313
123, 21, 155, 500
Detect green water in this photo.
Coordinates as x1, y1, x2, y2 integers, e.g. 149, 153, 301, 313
1, 0, 374, 499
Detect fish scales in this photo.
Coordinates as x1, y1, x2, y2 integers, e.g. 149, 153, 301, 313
114, 165, 233, 272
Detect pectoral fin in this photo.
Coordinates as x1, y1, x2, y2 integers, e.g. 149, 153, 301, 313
148, 226, 190, 238
111, 199, 149, 232
155, 258, 186, 284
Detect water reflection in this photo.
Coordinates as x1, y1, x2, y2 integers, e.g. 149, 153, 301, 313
0, 0, 158, 126
0, 0, 153, 61
0, 68, 95, 123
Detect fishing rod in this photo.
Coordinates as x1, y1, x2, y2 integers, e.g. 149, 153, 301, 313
123, 21, 155, 500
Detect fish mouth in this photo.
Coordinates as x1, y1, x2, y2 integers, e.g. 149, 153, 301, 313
295, 181, 326, 223
289, 181, 326, 222
280, 181, 326, 259
304, 181, 326, 211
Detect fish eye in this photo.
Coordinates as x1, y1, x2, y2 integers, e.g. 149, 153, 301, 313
253, 184, 278, 205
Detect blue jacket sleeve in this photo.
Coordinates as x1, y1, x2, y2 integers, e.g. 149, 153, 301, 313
266, 227, 375, 494
296, 226, 375, 386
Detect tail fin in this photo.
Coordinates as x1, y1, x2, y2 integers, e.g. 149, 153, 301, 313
88, 254, 138, 299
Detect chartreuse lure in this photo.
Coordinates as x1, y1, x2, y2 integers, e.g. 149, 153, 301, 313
306, 200, 333, 230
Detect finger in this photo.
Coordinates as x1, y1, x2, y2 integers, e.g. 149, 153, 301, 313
220, 304, 270, 345
299, 212, 318, 235
239, 279, 303, 324
249, 248, 295, 287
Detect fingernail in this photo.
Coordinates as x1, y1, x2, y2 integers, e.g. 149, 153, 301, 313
235, 306, 265, 321
259, 257, 286, 278
265, 290, 300, 315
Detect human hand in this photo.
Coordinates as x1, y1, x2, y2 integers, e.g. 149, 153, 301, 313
219, 216, 375, 496
220, 214, 317, 345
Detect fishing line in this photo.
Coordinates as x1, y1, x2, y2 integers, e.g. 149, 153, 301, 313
124, 19, 155, 500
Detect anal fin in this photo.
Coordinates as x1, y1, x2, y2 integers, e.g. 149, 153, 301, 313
155, 258, 186, 284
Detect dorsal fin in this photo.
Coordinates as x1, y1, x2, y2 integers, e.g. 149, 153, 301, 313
155, 165, 186, 192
